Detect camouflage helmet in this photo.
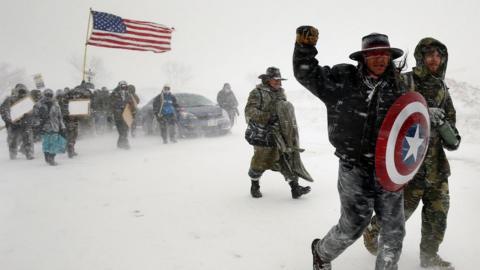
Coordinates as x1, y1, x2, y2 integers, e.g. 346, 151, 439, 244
258, 67, 287, 81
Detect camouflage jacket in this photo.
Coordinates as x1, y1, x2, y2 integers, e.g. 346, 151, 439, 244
405, 38, 460, 179
245, 83, 286, 126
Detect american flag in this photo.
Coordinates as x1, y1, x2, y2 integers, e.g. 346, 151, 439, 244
87, 11, 173, 53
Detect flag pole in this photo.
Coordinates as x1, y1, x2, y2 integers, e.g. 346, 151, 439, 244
82, 8, 93, 82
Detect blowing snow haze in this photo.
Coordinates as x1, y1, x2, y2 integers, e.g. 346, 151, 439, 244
0, 0, 479, 95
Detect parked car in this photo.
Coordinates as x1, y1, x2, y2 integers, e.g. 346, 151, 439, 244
139, 92, 231, 137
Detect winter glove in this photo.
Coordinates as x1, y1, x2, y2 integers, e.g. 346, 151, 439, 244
296, 25, 318, 46
428, 107, 445, 127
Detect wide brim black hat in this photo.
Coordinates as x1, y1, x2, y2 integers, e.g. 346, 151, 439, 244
349, 33, 404, 61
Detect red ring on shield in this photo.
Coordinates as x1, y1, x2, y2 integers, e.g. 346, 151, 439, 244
375, 92, 430, 192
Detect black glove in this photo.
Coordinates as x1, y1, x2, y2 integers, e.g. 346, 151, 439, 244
296, 25, 319, 46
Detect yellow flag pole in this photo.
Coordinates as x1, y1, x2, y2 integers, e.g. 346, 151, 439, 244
82, 8, 93, 82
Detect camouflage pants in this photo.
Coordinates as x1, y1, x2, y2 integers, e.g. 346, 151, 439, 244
157, 115, 176, 142
65, 118, 79, 153
248, 146, 280, 179
7, 125, 34, 158
315, 160, 405, 270
114, 116, 129, 148
367, 171, 450, 256
407, 173, 450, 256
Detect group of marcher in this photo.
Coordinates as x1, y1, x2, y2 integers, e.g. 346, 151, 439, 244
244, 26, 461, 270
1, 80, 240, 166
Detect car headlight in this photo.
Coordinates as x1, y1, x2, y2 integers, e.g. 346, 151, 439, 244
179, 111, 197, 120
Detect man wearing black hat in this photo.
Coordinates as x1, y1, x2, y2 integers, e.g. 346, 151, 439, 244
245, 67, 312, 199
293, 27, 407, 270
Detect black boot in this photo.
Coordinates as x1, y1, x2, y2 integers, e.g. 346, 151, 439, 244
67, 145, 77, 158
311, 239, 332, 270
45, 153, 57, 166
49, 154, 58, 166
250, 180, 262, 198
289, 180, 311, 199
44, 152, 50, 164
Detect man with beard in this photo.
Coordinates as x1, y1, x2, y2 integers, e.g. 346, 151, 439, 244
293, 27, 407, 270
1, 83, 35, 160
363, 38, 460, 270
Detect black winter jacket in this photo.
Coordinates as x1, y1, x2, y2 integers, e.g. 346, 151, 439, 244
293, 44, 406, 167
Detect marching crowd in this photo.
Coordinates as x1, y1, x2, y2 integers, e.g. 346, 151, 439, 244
1, 81, 239, 166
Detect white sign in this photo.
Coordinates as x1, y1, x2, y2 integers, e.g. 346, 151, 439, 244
33, 73, 45, 89
10, 96, 35, 122
68, 99, 91, 116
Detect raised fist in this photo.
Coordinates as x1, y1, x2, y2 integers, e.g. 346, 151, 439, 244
296, 25, 318, 46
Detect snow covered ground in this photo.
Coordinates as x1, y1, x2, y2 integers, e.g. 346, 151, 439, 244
1, 89, 479, 270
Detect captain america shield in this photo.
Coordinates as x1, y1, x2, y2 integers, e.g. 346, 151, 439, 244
375, 92, 430, 192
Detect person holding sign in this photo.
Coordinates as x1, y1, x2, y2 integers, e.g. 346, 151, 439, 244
110, 81, 136, 149
293, 27, 409, 269
0, 83, 35, 160
152, 85, 179, 144
60, 82, 92, 158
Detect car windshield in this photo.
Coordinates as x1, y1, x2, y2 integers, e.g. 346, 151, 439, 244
176, 94, 214, 107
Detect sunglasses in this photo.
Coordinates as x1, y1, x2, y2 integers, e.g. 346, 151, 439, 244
364, 50, 391, 58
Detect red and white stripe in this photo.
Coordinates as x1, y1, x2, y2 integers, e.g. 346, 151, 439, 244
87, 17, 173, 53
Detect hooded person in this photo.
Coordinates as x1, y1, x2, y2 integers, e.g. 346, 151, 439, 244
217, 82, 239, 126
245, 66, 312, 199
152, 84, 179, 144
0, 83, 35, 160
33, 89, 67, 165
363, 38, 459, 270
294, 27, 408, 270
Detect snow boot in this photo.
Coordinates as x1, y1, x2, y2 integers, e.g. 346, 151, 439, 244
363, 222, 379, 255
48, 154, 58, 166
311, 239, 332, 270
420, 253, 454, 269
9, 152, 17, 160
289, 180, 311, 199
250, 180, 262, 198
67, 145, 78, 158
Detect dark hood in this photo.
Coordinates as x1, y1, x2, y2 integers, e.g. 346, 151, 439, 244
413, 37, 448, 79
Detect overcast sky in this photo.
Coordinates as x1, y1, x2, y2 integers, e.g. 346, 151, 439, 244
1, 0, 479, 99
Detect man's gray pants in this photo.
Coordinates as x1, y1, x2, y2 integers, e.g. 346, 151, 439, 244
315, 160, 405, 270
